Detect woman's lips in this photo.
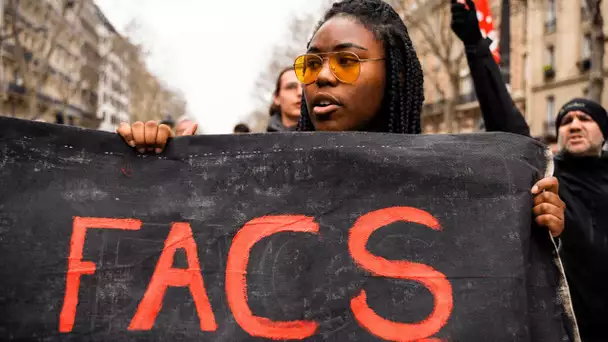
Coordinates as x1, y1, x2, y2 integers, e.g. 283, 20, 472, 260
312, 104, 341, 117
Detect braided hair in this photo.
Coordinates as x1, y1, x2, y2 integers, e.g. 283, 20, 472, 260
297, 0, 424, 134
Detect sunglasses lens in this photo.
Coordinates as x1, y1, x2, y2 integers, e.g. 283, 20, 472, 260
294, 55, 322, 84
329, 52, 361, 83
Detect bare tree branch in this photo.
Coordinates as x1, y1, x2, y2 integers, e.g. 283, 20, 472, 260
401, 0, 465, 133
423, 68, 446, 99
6, 0, 86, 119
246, 0, 334, 131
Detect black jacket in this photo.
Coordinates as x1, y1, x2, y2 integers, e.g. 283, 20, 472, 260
467, 37, 606, 341
466, 38, 529, 136
554, 153, 608, 342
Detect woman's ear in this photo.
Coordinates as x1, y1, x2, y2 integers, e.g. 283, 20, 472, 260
272, 93, 280, 107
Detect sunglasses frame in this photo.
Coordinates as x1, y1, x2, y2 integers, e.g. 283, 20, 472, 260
293, 51, 384, 85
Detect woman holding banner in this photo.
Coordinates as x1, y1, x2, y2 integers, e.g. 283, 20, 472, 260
117, 0, 564, 237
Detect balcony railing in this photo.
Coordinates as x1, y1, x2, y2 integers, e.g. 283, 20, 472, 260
5, 81, 93, 119
458, 91, 478, 105
543, 65, 556, 81
422, 99, 446, 115
577, 58, 591, 72
544, 119, 557, 135
423, 93, 479, 115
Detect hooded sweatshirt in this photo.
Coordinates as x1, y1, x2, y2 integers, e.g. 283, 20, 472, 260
266, 111, 297, 132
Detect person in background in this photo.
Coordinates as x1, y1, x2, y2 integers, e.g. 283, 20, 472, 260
552, 100, 608, 342
452, 0, 608, 339
267, 67, 302, 132
118, 0, 564, 243
233, 123, 251, 134
159, 118, 175, 130
175, 115, 198, 136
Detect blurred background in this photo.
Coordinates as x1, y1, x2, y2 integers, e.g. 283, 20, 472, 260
0, 0, 606, 141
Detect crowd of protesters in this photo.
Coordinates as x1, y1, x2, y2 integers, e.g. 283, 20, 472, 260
111, 0, 605, 340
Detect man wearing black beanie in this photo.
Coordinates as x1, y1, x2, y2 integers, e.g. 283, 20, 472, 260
551, 98, 608, 342
555, 98, 608, 157
451, 1, 608, 340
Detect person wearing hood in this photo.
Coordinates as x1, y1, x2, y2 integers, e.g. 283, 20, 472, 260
266, 67, 302, 132
175, 115, 198, 136
451, 1, 608, 340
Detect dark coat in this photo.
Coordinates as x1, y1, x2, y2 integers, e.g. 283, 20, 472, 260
468, 37, 606, 341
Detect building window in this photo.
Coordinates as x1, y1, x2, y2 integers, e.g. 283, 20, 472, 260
523, 53, 529, 83
546, 0, 557, 33
68, 116, 75, 126
546, 45, 555, 68
55, 113, 64, 125
546, 96, 556, 123
544, 46, 556, 80
581, 0, 589, 18
582, 34, 591, 59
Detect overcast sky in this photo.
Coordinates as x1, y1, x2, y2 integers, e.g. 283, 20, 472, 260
94, 0, 324, 134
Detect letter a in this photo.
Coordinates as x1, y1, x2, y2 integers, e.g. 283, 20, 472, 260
129, 222, 216, 331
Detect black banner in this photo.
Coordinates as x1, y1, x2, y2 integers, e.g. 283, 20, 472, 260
0, 117, 576, 341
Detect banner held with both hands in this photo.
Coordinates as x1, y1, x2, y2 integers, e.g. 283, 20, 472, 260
0, 117, 577, 341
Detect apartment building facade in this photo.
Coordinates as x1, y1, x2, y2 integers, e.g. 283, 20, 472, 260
0, 0, 166, 129
0, 0, 94, 125
525, 0, 608, 138
94, 7, 131, 132
403, 0, 607, 137
401, 0, 526, 134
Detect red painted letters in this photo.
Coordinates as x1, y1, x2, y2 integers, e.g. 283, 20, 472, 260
348, 207, 453, 341
60, 209, 454, 339
59, 217, 142, 332
129, 222, 216, 331
225, 215, 320, 340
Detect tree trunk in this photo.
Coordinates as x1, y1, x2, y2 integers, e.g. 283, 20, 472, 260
27, 87, 39, 119
587, 0, 604, 103
444, 98, 454, 133
444, 74, 461, 133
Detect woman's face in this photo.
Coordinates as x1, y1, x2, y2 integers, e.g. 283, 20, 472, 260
304, 16, 386, 131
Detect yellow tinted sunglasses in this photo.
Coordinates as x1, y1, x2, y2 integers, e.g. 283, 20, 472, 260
293, 51, 384, 85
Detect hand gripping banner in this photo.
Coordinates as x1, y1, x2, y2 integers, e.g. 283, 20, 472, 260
0, 117, 577, 341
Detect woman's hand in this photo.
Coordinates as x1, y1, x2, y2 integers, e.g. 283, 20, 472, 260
117, 120, 198, 154
531, 176, 565, 237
